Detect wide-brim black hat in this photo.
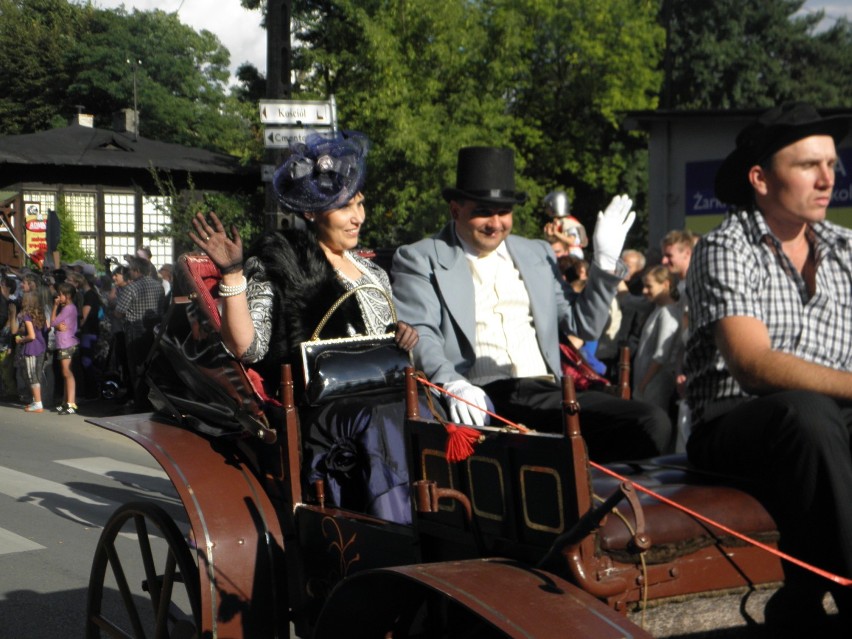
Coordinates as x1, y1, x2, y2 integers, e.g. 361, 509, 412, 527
442, 146, 527, 206
715, 102, 850, 207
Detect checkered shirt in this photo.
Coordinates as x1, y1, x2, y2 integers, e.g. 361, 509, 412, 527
115, 275, 164, 339
685, 209, 852, 424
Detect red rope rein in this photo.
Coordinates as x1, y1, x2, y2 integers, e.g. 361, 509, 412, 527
412, 374, 852, 588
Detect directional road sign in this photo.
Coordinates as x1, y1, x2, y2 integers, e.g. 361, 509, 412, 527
259, 100, 333, 126
264, 127, 332, 148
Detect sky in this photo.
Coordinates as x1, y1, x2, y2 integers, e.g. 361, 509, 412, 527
91, 0, 852, 85
91, 0, 267, 81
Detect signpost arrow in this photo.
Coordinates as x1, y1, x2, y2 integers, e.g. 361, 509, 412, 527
264, 127, 332, 148
259, 99, 333, 126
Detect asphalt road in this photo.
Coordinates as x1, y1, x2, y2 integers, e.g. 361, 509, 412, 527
0, 398, 184, 638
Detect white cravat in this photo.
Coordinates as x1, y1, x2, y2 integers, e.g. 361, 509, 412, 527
462, 242, 549, 385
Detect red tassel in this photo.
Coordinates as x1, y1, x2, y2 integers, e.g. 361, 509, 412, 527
445, 423, 483, 463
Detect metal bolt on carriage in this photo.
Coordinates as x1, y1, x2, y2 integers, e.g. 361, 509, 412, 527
84, 255, 786, 639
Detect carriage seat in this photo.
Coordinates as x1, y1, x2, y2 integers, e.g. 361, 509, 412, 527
590, 454, 779, 564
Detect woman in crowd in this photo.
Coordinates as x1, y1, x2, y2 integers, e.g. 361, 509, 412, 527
190, 131, 418, 524
632, 265, 680, 416
16, 291, 48, 412
52, 282, 80, 415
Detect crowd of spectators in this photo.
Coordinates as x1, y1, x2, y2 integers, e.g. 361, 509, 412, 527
0, 248, 172, 413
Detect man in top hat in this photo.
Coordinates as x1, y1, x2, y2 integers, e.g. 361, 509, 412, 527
392, 146, 672, 462
685, 102, 852, 634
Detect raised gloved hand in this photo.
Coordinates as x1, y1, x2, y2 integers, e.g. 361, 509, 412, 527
444, 379, 494, 427
592, 194, 636, 272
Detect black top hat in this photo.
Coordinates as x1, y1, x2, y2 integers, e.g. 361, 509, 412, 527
715, 102, 850, 207
442, 146, 527, 206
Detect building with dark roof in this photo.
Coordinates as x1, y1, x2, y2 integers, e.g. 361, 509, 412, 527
0, 110, 258, 270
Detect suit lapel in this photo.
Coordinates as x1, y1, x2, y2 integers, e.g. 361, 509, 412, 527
434, 223, 477, 346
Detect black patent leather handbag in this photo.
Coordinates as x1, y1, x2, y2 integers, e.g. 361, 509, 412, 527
299, 284, 412, 406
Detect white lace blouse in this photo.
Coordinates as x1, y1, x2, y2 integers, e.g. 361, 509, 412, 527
239, 251, 394, 364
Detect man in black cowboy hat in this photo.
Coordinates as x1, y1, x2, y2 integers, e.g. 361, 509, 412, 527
685, 102, 852, 634
392, 146, 672, 462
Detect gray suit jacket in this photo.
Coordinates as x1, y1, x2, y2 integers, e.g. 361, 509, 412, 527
391, 222, 623, 385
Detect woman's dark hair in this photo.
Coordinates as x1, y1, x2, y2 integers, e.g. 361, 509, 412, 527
57, 282, 77, 301
1, 276, 16, 294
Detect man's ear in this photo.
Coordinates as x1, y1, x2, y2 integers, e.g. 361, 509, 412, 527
748, 164, 769, 197
449, 201, 461, 221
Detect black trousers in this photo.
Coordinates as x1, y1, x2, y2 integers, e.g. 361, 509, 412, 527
482, 378, 673, 463
687, 391, 852, 612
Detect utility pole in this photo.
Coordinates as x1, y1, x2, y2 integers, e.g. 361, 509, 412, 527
127, 58, 142, 141
265, 1, 292, 231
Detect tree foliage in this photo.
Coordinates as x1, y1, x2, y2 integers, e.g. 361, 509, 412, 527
662, 0, 852, 109
148, 169, 265, 256
287, 0, 663, 246
0, 0, 259, 160
5, 0, 852, 251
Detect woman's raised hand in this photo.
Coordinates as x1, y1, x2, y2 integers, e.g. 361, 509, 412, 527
189, 212, 243, 273
394, 321, 419, 352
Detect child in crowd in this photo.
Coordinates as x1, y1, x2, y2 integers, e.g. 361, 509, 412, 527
16, 291, 48, 413
52, 282, 80, 415
632, 265, 680, 416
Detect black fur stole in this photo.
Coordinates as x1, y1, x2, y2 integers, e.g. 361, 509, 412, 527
247, 228, 367, 380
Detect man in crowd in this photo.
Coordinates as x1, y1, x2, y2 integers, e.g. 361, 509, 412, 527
685, 102, 852, 635
392, 146, 671, 462
114, 255, 164, 409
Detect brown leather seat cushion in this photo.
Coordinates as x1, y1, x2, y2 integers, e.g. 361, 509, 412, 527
591, 455, 778, 559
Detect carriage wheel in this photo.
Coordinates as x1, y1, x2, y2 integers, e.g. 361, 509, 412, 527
86, 501, 201, 639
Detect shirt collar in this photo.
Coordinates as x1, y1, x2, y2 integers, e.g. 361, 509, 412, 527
742, 208, 848, 252
455, 229, 510, 261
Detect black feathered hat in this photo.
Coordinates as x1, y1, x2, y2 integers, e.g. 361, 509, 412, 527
273, 131, 369, 214
715, 102, 849, 207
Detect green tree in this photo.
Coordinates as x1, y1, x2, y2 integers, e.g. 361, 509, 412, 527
662, 0, 852, 109
286, 0, 662, 247
503, 0, 664, 239
54, 200, 92, 265
148, 169, 265, 256
0, 0, 260, 160
0, 0, 81, 133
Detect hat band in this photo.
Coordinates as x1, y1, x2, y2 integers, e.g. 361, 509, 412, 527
465, 189, 517, 200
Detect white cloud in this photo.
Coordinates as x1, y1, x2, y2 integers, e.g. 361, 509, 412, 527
89, 0, 267, 80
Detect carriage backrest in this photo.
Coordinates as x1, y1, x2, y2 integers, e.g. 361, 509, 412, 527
144, 253, 276, 443
404, 375, 592, 562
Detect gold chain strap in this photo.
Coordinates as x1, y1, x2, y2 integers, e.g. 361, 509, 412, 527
310, 284, 397, 341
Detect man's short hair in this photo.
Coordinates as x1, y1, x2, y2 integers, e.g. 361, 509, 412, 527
126, 256, 147, 274
661, 229, 700, 250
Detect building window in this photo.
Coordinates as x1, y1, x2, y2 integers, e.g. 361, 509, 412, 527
142, 196, 174, 268
104, 193, 135, 234
22, 192, 56, 217
104, 236, 137, 265
64, 192, 95, 233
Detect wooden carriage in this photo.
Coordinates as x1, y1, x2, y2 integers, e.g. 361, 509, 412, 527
83, 254, 786, 638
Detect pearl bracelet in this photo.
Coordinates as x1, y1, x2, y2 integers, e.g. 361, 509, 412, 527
218, 276, 247, 297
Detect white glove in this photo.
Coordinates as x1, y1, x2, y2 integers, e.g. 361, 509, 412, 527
444, 380, 494, 426
592, 194, 636, 272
